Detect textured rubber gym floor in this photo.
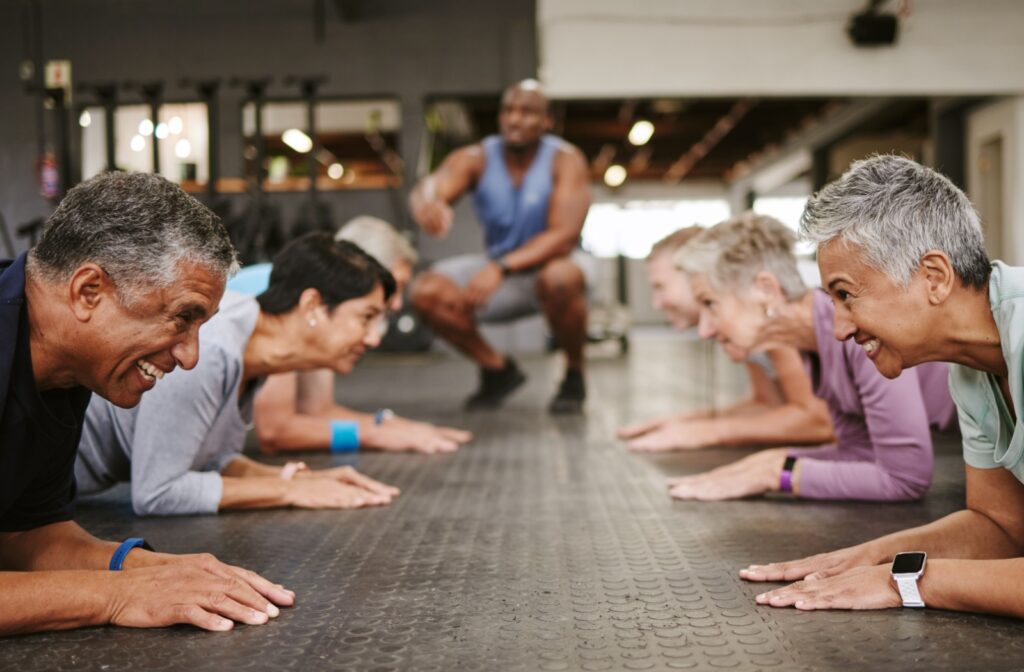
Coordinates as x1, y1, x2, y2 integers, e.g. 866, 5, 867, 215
3, 337, 1022, 671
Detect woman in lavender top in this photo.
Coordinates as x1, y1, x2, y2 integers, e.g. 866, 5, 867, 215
666, 212, 954, 501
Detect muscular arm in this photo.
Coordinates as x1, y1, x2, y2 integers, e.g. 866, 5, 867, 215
408, 146, 483, 235
501, 146, 591, 272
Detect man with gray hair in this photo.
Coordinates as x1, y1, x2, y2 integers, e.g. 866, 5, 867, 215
0, 172, 293, 636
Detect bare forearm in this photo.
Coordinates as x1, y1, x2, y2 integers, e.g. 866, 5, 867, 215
862, 509, 1024, 562
0, 570, 117, 635
689, 404, 834, 448
219, 476, 294, 510
502, 229, 578, 271
921, 559, 1024, 618
0, 522, 120, 572
257, 409, 374, 453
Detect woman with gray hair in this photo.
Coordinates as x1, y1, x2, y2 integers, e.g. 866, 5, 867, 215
744, 155, 1024, 619
232, 216, 472, 454
666, 211, 954, 502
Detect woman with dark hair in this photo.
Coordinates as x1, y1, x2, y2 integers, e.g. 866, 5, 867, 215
75, 232, 401, 515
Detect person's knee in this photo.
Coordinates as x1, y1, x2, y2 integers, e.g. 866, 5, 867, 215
537, 259, 585, 304
410, 273, 455, 316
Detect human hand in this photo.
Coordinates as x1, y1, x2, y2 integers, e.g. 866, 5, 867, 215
367, 418, 470, 454
667, 448, 788, 500
753, 564, 901, 611
286, 477, 393, 508
309, 465, 401, 498
627, 418, 722, 452
417, 201, 454, 238
739, 542, 883, 583
617, 416, 669, 440
108, 552, 295, 631
463, 262, 503, 308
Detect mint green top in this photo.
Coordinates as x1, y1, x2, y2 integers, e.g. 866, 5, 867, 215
949, 262, 1024, 481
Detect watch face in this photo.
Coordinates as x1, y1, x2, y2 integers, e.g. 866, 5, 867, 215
892, 551, 926, 574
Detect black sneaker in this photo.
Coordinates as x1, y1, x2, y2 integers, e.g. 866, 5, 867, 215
549, 368, 586, 415
464, 358, 527, 410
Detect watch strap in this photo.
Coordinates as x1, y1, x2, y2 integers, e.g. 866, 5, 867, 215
894, 575, 925, 608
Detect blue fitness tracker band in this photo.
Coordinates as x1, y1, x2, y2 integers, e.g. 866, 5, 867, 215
330, 420, 360, 453
109, 537, 152, 571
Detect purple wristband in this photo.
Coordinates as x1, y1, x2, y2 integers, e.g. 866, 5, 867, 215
779, 470, 794, 493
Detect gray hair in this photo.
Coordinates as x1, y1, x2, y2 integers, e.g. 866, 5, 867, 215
334, 215, 418, 268
675, 212, 807, 301
29, 172, 238, 306
799, 155, 990, 289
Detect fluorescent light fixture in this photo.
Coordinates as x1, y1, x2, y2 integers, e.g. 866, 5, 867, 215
282, 128, 313, 154
79, 110, 92, 128
174, 138, 192, 159
328, 162, 344, 180
604, 164, 627, 188
628, 120, 654, 146
168, 116, 183, 135
130, 134, 145, 152
155, 122, 169, 140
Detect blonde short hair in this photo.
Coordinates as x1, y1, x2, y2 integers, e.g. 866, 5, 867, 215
334, 216, 418, 268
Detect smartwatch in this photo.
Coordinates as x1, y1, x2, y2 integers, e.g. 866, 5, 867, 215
890, 551, 927, 608
779, 456, 797, 493
374, 408, 395, 426
496, 257, 512, 277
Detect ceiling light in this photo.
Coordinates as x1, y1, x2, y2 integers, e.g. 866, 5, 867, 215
155, 122, 169, 139
130, 134, 145, 152
328, 163, 344, 180
282, 128, 313, 154
79, 110, 91, 128
139, 119, 154, 136
628, 120, 654, 146
174, 138, 192, 159
604, 164, 627, 188
168, 116, 183, 135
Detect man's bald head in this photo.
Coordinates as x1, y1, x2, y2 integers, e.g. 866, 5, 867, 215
499, 79, 553, 151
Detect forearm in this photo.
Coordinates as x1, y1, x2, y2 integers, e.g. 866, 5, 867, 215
0, 521, 120, 571
0, 570, 117, 636
219, 476, 294, 510
702, 403, 834, 447
222, 456, 289, 479
921, 558, 1024, 618
860, 509, 1024, 562
501, 229, 578, 271
795, 457, 930, 501
258, 409, 382, 453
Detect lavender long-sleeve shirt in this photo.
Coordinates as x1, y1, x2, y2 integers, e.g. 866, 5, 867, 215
789, 290, 950, 501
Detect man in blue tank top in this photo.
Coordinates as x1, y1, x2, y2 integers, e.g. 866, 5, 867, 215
409, 80, 593, 413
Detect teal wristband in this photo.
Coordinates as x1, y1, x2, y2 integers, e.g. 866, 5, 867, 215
330, 420, 360, 453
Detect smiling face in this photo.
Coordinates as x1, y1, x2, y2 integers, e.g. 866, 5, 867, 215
817, 238, 935, 379
647, 252, 699, 330
690, 273, 769, 362
84, 261, 225, 407
311, 284, 387, 375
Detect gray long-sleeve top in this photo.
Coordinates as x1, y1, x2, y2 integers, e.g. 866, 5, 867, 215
75, 291, 260, 515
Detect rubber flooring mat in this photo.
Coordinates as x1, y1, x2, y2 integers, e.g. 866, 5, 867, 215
2, 344, 1023, 670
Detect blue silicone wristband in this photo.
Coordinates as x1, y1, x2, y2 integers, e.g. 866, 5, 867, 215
109, 537, 149, 571
330, 420, 360, 453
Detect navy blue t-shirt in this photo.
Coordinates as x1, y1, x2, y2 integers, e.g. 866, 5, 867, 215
0, 254, 91, 532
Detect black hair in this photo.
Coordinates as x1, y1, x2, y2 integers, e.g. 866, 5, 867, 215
257, 232, 396, 315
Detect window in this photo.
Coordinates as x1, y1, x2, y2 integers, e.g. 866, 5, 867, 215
581, 199, 730, 258
79, 102, 209, 186
242, 98, 402, 190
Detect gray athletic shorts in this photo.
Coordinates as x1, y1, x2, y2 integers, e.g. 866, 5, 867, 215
431, 250, 597, 324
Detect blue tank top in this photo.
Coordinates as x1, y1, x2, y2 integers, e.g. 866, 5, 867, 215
472, 134, 563, 259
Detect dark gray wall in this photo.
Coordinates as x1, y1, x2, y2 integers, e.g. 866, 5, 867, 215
0, 0, 537, 259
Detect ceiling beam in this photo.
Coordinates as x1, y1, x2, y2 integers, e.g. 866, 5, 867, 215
663, 99, 757, 183
726, 97, 894, 195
